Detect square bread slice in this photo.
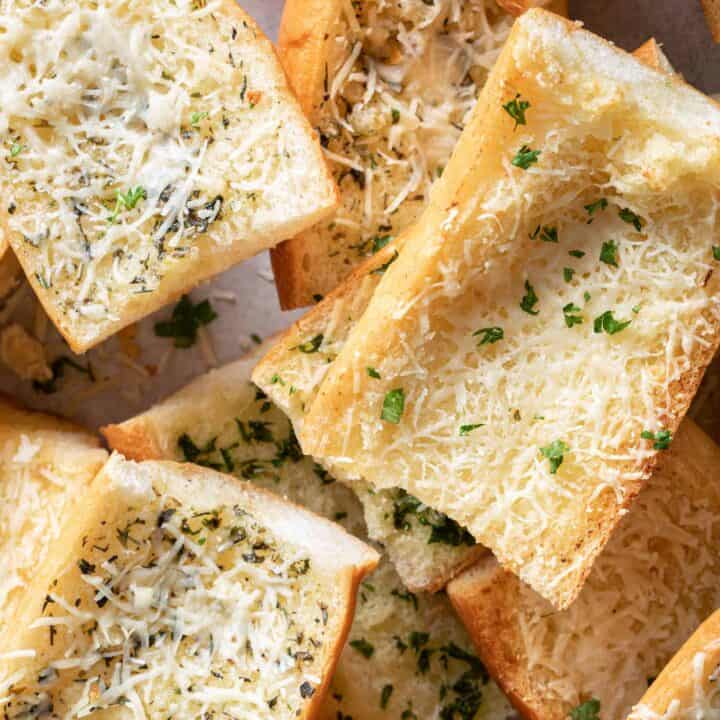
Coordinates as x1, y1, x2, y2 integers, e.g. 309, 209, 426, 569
0, 453, 378, 720
0, 397, 108, 642
446, 419, 720, 720
252, 39, 669, 596
101, 353, 511, 720
0, 0, 337, 353
298, 9, 720, 609
627, 609, 720, 720
270, 0, 566, 308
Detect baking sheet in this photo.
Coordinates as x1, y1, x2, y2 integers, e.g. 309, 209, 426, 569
1, 0, 717, 430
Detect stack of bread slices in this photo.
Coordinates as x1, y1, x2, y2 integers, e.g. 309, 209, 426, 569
3, 1, 720, 719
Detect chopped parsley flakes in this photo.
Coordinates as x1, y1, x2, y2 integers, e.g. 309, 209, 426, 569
584, 198, 608, 219
520, 280, 539, 315
511, 145, 541, 170
9, 142, 25, 158
593, 310, 631, 335
563, 267, 575, 283
473, 326, 503, 346
381, 388, 405, 424
618, 207, 644, 231
540, 440, 569, 474
154, 295, 218, 348
502, 94, 530, 128
641, 428, 672, 450
562, 303, 583, 328
108, 185, 146, 223
366, 366, 381, 379
599, 239, 619, 267
190, 110, 209, 126
713, 246, 720, 261
459, 423, 484, 436
570, 699, 601, 720
296, 334, 323, 353
349, 638, 374, 659
569, 249, 586, 258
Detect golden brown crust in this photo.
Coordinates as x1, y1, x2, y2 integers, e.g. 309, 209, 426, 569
630, 610, 720, 718
497, 0, 568, 17
101, 418, 163, 461
702, 0, 720, 42
447, 557, 549, 720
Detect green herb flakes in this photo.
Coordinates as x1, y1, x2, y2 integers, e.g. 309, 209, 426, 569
618, 207, 644, 232
562, 303, 583, 328
190, 110, 209, 126
381, 388, 405, 424
381, 685, 394, 709
593, 310, 631, 336
349, 639, 374, 659
367, 366, 381, 379
641, 428, 672, 450
473, 326, 504, 346
599, 239, 619, 267
511, 145, 541, 170
520, 280, 539, 315
502, 94, 530, 129
563, 267, 575, 283
154, 295, 218, 348
459, 423, 484, 436
570, 699, 601, 720
540, 440, 569, 474
296, 334, 323, 354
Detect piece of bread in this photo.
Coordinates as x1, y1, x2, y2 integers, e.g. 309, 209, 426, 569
298, 9, 720, 609
0, 0, 337, 353
0, 453, 378, 719
627, 609, 720, 720
447, 419, 720, 720
101, 350, 509, 720
702, 0, 720, 42
251, 309, 483, 592
271, 0, 566, 309
0, 397, 108, 643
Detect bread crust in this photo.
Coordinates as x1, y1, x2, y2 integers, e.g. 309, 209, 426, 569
629, 610, 720, 718
0, 0, 338, 353
702, 0, 720, 42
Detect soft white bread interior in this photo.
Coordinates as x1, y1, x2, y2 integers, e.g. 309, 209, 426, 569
251, 286, 483, 593
271, 0, 566, 308
299, 9, 720, 609
0, 0, 337, 352
0, 454, 378, 720
627, 609, 720, 720
0, 397, 107, 642
447, 419, 720, 720
102, 349, 510, 720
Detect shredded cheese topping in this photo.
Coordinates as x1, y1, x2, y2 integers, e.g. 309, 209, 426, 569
2, 472, 329, 720
0, 0, 328, 348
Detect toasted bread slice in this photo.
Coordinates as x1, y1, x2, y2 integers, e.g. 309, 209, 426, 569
299, 9, 720, 609
102, 351, 510, 720
271, 0, 566, 308
0, 453, 378, 719
0, 398, 107, 641
251, 314, 483, 592
0, 0, 337, 353
447, 420, 720, 720
702, 0, 720, 42
627, 609, 720, 720
253, 36, 681, 596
